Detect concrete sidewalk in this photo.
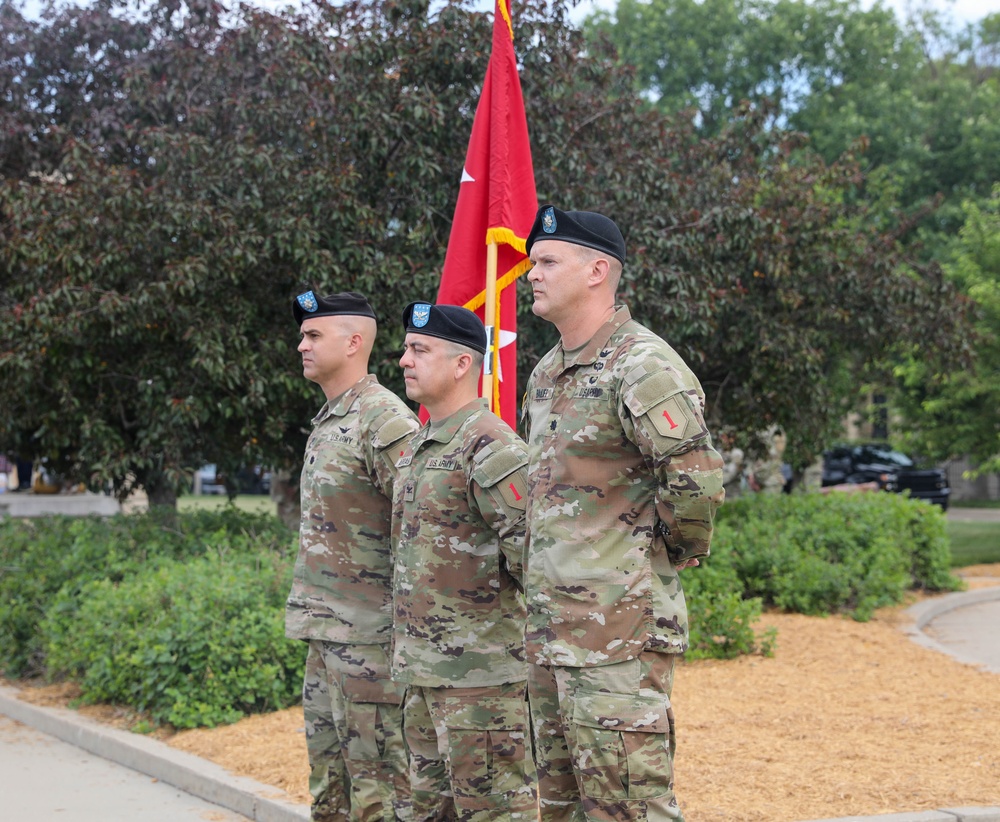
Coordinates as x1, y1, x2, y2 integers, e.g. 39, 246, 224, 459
0, 714, 250, 821
0, 685, 308, 822
906, 587, 1000, 674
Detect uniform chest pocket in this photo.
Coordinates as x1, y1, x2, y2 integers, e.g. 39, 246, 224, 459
548, 387, 621, 450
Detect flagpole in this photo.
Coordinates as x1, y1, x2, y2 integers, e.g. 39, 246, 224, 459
483, 241, 498, 411
437, 0, 536, 426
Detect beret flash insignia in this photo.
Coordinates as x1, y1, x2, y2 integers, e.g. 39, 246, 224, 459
542, 206, 557, 234
411, 303, 432, 328
296, 291, 318, 313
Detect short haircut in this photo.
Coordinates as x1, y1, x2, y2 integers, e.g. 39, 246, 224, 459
444, 339, 485, 372
577, 245, 623, 293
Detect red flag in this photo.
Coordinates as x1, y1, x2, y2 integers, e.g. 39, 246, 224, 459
435, 0, 537, 427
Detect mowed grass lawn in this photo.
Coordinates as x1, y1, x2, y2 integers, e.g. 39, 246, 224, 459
177, 494, 277, 516
946, 518, 1000, 567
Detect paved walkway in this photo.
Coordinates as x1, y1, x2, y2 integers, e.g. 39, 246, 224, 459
0, 687, 307, 822
0, 715, 250, 822
1, 506, 998, 822
945, 506, 1000, 523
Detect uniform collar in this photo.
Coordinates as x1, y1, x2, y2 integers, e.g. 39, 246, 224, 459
562, 305, 632, 367
422, 397, 488, 444
312, 374, 377, 424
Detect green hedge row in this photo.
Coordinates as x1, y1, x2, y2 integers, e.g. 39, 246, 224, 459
43, 551, 304, 728
0, 492, 962, 726
0, 509, 304, 728
684, 491, 962, 659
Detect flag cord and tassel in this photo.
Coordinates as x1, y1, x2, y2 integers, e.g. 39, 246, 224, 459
492, 285, 503, 412
483, 242, 498, 407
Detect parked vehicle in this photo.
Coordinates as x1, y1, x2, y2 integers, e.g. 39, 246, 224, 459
193, 464, 270, 495
194, 464, 227, 495
821, 443, 950, 509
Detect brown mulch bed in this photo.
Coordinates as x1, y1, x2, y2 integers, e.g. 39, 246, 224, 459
8, 565, 1000, 821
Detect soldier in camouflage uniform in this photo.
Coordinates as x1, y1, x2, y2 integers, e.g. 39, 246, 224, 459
285, 291, 420, 822
522, 207, 725, 822
392, 302, 538, 821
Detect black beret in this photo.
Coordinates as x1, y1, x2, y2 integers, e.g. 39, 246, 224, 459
525, 204, 626, 265
293, 290, 377, 325
402, 302, 487, 355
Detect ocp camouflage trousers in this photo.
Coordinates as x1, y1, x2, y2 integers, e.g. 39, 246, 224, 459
303, 640, 410, 821
527, 653, 682, 822
404, 681, 538, 821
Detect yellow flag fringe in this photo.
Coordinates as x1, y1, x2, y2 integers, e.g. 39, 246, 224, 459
463, 256, 532, 313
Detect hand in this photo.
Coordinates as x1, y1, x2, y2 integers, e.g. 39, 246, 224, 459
675, 557, 700, 570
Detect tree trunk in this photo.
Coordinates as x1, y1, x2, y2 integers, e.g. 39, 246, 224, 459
270, 468, 300, 531
144, 471, 178, 510
147, 486, 177, 507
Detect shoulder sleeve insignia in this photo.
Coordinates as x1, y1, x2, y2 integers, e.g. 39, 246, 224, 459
648, 395, 693, 439
498, 472, 527, 511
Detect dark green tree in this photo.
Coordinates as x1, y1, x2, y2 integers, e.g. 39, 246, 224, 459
0, 0, 974, 505
0, 0, 495, 503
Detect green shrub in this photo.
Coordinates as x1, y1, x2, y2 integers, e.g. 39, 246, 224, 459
0, 508, 292, 677
42, 549, 305, 729
2, 492, 963, 724
712, 492, 962, 621
683, 549, 775, 659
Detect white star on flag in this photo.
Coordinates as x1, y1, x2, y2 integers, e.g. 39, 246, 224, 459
495, 328, 516, 382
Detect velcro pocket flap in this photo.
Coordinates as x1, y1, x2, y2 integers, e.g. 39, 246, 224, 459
573, 690, 671, 734
342, 673, 406, 706
372, 414, 415, 449
443, 697, 528, 731
623, 370, 683, 417
471, 442, 527, 489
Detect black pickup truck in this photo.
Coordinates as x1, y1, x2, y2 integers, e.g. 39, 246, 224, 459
821, 443, 950, 510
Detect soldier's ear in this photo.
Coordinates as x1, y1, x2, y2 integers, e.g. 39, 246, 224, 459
588, 257, 610, 288
345, 332, 364, 355
454, 351, 474, 380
